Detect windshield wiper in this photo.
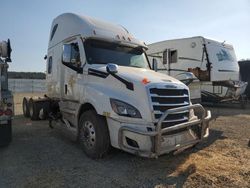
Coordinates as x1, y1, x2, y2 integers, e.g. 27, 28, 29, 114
93, 60, 108, 64
130, 65, 142, 68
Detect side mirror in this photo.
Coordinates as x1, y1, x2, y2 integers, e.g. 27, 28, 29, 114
106, 63, 118, 74
152, 58, 158, 71
175, 72, 197, 86
163, 49, 169, 65
62, 44, 72, 63
6, 39, 12, 62
0, 39, 12, 62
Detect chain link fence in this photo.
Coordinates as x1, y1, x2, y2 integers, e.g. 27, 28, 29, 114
8, 79, 46, 93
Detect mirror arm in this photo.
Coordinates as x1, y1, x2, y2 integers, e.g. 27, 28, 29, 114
109, 72, 134, 90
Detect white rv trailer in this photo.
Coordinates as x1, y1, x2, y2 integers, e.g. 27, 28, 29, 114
22, 14, 211, 158
147, 36, 247, 105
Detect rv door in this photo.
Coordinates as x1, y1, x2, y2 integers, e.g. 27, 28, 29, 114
163, 49, 178, 77
162, 49, 170, 75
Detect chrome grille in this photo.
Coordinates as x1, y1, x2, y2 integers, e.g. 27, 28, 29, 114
149, 86, 190, 129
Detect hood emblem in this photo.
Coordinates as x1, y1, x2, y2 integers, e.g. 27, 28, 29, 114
164, 85, 177, 89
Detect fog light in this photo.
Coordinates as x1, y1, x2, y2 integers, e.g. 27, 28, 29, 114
126, 137, 139, 148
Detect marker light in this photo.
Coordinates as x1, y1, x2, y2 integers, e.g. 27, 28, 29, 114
4, 109, 12, 116
141, 78, 150, 85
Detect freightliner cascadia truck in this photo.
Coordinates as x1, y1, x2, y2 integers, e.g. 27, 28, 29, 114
22, 13, 211, 158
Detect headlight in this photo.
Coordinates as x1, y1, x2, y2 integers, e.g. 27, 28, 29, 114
110, 98, 142, 118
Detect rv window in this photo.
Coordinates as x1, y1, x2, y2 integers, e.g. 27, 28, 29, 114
50, 24, 58, 41
48, 56, 52, 74
170, 50, 177, 63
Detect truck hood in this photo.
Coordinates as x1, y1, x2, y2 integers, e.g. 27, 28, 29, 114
88, 64, 183, 85
84, 64, 189, 123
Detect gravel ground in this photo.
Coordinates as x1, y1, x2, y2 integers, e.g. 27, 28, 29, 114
0, 94, 249, 188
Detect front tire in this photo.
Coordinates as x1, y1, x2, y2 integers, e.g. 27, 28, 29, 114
78, 110, 110, 159
0, 120, 12, 147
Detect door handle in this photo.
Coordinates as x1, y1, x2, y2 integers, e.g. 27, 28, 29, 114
65, 84, 67, 95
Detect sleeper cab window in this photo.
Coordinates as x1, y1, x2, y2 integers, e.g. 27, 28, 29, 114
48, 56, 52, 74
50, 24, 58, 41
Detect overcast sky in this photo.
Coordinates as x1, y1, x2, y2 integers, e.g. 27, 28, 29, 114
1, 0, 249, 72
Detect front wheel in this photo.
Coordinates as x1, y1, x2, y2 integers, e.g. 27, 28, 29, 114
0, 120, 12, 147
78, 110, 110, 159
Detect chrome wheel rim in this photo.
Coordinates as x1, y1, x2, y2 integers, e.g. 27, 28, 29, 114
81, 121, 96, 149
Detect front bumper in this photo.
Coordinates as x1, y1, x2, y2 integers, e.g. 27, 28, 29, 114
117, 104, 211, 158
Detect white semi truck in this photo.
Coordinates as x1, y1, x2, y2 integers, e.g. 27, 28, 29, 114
23, 13, 211, 158
147, 36, 247, 105
0, 39, 13, 146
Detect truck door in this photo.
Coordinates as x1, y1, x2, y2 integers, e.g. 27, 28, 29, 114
61, 37, 83, 101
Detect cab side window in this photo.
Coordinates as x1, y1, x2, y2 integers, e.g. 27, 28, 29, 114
62, 42, 83, 73
70, 43, 81, 67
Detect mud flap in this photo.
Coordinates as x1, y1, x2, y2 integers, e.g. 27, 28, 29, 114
0, 120, 12, 146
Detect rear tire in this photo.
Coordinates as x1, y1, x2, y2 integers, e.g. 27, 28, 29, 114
22, 97, 30, 117
78, 110, 110, 159
0, 120, 12, 147
29, 99, 40, 120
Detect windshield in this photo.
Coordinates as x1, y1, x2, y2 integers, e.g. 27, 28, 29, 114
84, 39, 149, 69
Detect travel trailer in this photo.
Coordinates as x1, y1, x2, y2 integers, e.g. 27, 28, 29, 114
22, 14, 211, 158
0, 39, 13, 146
147, 36, 247, 105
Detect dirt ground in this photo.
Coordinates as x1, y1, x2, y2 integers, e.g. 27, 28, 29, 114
0, 93, 249, 188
